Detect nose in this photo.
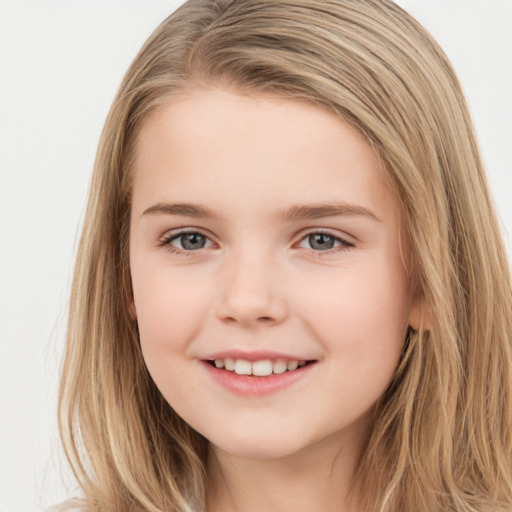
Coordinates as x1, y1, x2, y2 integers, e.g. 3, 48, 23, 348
216, 250, 288, 327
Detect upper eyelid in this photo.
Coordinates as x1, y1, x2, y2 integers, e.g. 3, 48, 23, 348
296, 232, 354, 251
158, 229, 216, 254
158, 227, 355, 250
160, 227, 215, 242
296, 227, 355, 245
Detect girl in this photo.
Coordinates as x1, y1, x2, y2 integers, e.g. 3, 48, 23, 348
58, 1, 512, 511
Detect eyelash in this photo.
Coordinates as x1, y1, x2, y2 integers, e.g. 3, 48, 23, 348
297, 230, 355, 255
158, 229, 214, 256
157, 229, 355, 256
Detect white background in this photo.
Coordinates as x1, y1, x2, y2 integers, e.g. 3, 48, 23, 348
1, 1, 511, 511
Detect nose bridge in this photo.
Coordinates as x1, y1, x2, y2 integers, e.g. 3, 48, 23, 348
217, 243, 286, 326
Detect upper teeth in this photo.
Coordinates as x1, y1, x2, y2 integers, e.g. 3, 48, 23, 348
214, 358, 307, 376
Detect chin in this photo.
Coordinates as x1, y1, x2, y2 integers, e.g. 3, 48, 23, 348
206, 428, 311, 460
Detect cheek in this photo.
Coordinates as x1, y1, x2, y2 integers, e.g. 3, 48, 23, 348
295, 258, 409, 361
132, 265, 213, 364
296, 260, 410, 423
132, 266, 215, 410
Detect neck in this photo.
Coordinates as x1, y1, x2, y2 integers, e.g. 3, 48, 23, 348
205, 430, 367, 512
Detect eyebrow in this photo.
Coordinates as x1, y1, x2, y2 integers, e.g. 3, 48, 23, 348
142, 202, 219, 218
278, 203, 381, 223
142, 201, 381, 222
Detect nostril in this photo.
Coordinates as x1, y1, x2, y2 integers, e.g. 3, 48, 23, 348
223, 315, 276, 325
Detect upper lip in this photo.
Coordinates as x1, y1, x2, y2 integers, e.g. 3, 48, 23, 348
203, 350, 315, 362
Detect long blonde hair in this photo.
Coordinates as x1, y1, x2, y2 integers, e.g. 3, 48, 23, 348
59, 1, 512, 511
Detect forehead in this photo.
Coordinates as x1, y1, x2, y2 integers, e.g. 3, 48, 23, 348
131, 87, 397, 220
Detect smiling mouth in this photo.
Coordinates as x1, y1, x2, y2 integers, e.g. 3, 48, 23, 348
206, 358, 314, 376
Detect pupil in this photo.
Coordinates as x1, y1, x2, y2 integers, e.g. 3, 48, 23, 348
309, 233, 334, 250
181, 233, 205, 250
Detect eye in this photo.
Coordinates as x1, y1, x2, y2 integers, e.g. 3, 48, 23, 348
298, 232, 353, 251
160, 230, 214, 252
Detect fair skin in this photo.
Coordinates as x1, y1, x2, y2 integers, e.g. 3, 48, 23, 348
129, 87, 421, 512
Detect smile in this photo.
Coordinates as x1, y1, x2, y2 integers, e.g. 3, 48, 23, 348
202, 353, 317, 395
209, 358, 309, 376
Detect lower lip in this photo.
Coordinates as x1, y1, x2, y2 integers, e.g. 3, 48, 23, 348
201, 361, 316, 396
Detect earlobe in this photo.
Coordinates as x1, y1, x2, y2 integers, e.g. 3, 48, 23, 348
408, 296, 430, 331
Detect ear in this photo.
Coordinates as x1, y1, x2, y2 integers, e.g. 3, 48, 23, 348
408, 294, 430, 331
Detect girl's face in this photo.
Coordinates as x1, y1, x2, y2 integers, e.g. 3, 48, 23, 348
130, 87, 420, 460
